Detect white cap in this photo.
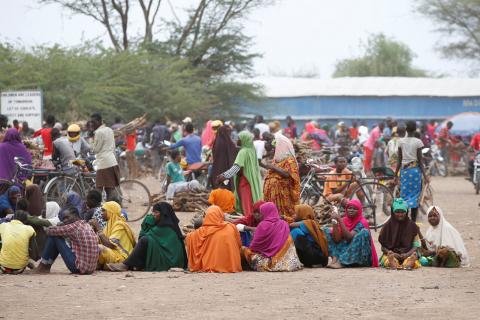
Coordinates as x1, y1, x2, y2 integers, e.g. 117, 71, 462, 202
182, 117, 192, 124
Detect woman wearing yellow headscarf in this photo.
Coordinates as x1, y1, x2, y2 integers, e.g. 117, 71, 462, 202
95, 201, 136, 270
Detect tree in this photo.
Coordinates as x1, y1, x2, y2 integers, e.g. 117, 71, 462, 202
333, 34, 428, 77
417, 0, 480, 61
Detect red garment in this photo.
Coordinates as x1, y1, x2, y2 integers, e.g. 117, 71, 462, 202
427, 124, 437, 139
238, 175, 253, 218
46, 220, 99, 274
470, 133, 480, 151
363, 146, 373, 173
34, 128, 53, 157
436, 127, 450, 148
233, 199, 265, 227
349, 127, 359, 140
125, 133, 136, 151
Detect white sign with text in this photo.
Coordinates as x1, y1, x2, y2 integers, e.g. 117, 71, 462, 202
1, 90, 43, 130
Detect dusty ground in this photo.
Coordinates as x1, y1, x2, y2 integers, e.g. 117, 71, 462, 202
1, 177, 479, 320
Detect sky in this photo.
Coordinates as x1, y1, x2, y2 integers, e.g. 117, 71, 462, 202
0, 0, 471, 78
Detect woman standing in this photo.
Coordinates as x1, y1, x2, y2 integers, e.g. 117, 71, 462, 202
262, 132, 300, 223
210, 125, 238, 190
0, 128, 32, 180
217, 131, 262, 216
395, 121, 427, 222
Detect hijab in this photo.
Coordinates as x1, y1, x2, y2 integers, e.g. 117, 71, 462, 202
154, 202, 184, 240
201, 120, 215, 147
102, 201, 136, 247
233, 131, 263, 213
0, 128, 32, 180
341, 199, 378, 267
273, 132, 296, 162
294, 204, 329, 257
211, 125, 238, 190
249, 202, 290, 258
379, 198, 419, 254
59, 191, 84, 221
0, 185, 21, 214
233, 199, 265, 227
45, 202, 61, 226
425, 206, 470, 266
26, 184, 45, 217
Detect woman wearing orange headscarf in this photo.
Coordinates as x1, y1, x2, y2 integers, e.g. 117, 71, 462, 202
94, 201, 136, 270
185, 206, 242, 273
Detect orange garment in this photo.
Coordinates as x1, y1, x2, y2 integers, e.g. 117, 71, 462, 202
185, 206, 242, 273
208, 189, 235, 213
323, 168, 352, 197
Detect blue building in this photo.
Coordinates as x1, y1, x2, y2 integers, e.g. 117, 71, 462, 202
241, 77, 480, 125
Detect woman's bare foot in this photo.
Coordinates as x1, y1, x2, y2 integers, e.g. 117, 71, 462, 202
403, 253, 418, 270
106, 263, 129, 272
31, 262, 52, 274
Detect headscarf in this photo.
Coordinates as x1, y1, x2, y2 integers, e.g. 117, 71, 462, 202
233, 131, 263, 213
185, 206, 242, 272
294, 204, 329, 257
201, 120, 215, 147
341, 199, 378, 267
379, 198, 419, 254
154, 202, 184, 241
211, 125, 238, 190
0, 128, 32, 180
208, 188, 235, 213
0, 185, 21, 214
45, 202, 61, 226
425, 206, 470, 266
59, 191, 84, 221
273, 132, 296, 162
249, 202, 290, 258
102, 201, 136, 245
233, 199, 265, 227
25, 184, 45, 217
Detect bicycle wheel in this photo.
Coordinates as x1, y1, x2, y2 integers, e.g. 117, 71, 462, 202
350, 182, 393, 230
119, 179, 152, 222
44, 176, 82, 207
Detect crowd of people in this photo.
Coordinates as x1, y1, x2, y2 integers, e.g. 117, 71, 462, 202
0, 112, 474, 274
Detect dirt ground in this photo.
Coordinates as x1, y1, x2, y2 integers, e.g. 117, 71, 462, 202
1, 176, 479, 320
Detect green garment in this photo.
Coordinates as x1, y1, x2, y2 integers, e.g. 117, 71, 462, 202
233, 131, 263, 213
26, 215, 52, 228
139, 215, 186, 271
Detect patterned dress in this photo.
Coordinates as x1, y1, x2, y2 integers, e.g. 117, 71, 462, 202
263, 157, 300, 223
323, 222, 372, 267
243, 236, 303, 272
400, 164, 422, 209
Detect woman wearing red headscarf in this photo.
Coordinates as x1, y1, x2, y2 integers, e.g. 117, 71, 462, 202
324, 199, 378, 268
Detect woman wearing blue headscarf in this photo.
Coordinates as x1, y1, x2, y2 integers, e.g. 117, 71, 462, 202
0, 186, 21, 217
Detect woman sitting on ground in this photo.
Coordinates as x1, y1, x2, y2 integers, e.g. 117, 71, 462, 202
186, 205, 242, 273
323, 199, 378, 268
231, 200, 265, 246
290, 204, 329, 267
242, 202, 303, 272
0, 186, 21, 218
107, 202, 187, 272
378, 198, 421, 270
92, 201, 136, 270
25, 184, 45, 217
82, 190, 103, 227
208, 185, 236, 214
419, 206, 469, 267
59, 191, 84, 221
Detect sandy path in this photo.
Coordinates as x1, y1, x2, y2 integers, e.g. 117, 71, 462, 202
0, 177, 478, 320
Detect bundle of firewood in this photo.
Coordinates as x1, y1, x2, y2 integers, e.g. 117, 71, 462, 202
313, 201, 334, 225
294, 140, 315, 163
23, 139, 44, 167
172, 191, 210, 212
114, 114, 147, 135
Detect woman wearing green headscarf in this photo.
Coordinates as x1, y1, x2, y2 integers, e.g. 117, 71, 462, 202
217, 131, 263, 216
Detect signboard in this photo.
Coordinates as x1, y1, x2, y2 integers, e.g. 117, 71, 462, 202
1, 90, 43, 130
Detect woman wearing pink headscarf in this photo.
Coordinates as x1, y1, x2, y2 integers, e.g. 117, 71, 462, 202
241, 202, 303, 272
324, 199, 378, 268
201, 120, 215, 148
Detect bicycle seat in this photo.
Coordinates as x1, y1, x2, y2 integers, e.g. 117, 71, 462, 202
187, 162, 210, 171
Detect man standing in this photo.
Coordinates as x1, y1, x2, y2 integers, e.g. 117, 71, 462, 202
437, 121, 453, 163
468, 130, 480, 180
33, 115, 56, 159
254, 115, 270, 137
363, 122, 385, 173
51, 128, 76, 170
150, 119, 171, 179
170, 123, 202, 165
90, 113, 120, 199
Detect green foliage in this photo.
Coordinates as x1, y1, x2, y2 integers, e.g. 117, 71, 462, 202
0, 42, 260, 123
333, 34, 428, 77
417, 0, 480, 62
